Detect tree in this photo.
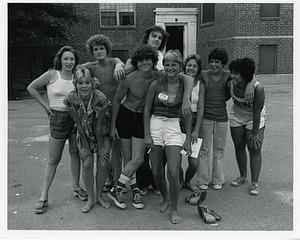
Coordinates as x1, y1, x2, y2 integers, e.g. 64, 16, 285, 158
8, 3, 89, 45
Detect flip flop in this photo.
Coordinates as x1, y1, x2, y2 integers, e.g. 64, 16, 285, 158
197, 205, 216, 224
210, 209, 222, 221
185, 193, 198, 203
189, 191, 207, 206
73, 188, 88, 201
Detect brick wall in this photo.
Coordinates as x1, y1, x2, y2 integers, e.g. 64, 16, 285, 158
198, 3, 293, 73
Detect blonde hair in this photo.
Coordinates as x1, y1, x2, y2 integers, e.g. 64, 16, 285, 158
163, 49, 183, 67
73, 68, 95, 90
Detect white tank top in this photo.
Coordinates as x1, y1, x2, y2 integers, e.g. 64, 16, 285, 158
156, 51, 164, 71
191, 81, 200, 112
47, 71, 74, 111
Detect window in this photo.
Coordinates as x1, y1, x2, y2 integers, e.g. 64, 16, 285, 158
260, 4, 280, 18
202, 3, 215, 24
100, 3, 135, 26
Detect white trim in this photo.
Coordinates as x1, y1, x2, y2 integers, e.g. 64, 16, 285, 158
233, 35, 293, 39
208, 35, 293, 42
154, 8, 198, 15
155, 8, 198, 59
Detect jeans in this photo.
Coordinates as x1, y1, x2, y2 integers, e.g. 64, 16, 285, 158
197, 118, 228, 185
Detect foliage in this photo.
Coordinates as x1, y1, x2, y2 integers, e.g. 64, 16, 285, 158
8, 3, 89, 45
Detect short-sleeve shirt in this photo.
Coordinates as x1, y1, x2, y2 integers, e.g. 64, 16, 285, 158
64, 89, 111, 153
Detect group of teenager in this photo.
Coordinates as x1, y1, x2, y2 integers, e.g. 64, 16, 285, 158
27, 25, 266, 224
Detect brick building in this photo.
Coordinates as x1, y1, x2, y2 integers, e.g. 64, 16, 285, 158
8, 3, 293, 99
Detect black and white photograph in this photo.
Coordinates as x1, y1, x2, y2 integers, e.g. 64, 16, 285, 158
2, 0, 297, 239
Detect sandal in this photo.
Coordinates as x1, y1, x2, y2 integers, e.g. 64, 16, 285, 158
185, 193, 198, 203
73, 188, 88, 201
197, 205, 216, 224
189, 191, 207, 206
210, 209, 222, 221
34, 200, 48, 214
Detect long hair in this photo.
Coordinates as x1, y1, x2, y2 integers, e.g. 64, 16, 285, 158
183, 54, 202, 77
53, 46, 79, 71
142, 25, 169, 51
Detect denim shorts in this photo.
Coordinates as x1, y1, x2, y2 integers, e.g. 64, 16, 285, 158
49, 109, 75, 140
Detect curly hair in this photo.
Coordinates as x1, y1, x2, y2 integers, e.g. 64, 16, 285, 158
86, 34, 112, 55
208, 47, 228, 66
142, 25, 170, 51
73, 67, 96, 90
183, 54, 202, 76
53, 46, 79, 71
163, 49, 183, 67
131, 45, 158, 70
228, 57, 256, 83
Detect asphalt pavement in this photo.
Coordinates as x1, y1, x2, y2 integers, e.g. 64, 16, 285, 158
4, 75, 296, 239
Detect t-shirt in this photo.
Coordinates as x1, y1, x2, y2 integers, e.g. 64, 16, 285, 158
203, 71, 228, 122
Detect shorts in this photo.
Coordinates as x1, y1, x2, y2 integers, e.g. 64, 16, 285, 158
229, 105, 266, 130
49, 109, 75, 140
180, 112, 197, 134
150, 115, 182, 147
116, 104, 144, 139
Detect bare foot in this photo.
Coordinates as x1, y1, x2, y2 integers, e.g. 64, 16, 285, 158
156, 200, 170, 213
170, 211, 183, 224
97, 198, 111, 209
184, 183, 199, 193
81, 201, 94, 213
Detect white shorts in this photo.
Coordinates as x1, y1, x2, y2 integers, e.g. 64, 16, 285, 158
150, 115, 182, 147
229, 105, 266, 130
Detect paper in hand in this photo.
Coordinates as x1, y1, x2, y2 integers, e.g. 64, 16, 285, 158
181, 133, 202, 158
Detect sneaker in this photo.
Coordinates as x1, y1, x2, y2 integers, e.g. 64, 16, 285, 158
139, 188, 148, 196
102, 185, 112, 193
212, 184, 222, 190
249, 182, 260, 196
198, 184, 208, 190
132, 189, 144, 209
107, 187, 127, 209
153, 189, 161, 195
231, 176, 247, 187
122, 184, 130, 194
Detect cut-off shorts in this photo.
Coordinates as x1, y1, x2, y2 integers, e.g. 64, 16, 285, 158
228, 105, 266, 130
116, 104, 144, 139
49, 109, 75, 140
150, 115, 182, 147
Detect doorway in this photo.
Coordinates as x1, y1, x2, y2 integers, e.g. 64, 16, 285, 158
166, 25, 184, 56
259, 45, 277, 74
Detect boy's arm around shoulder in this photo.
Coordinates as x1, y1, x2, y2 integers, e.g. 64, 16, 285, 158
178, 72, 193, 118
112, 57, 125, 81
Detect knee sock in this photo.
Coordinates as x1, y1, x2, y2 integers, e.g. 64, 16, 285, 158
129, 173, 138, 191
116, 173, 130, 189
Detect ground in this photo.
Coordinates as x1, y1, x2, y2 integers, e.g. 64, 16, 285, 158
3, 75, 295, 239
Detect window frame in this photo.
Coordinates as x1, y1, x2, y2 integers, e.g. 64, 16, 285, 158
259, 3, 280, 20
99, 3, 136, 27
200, 3, 215, 27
